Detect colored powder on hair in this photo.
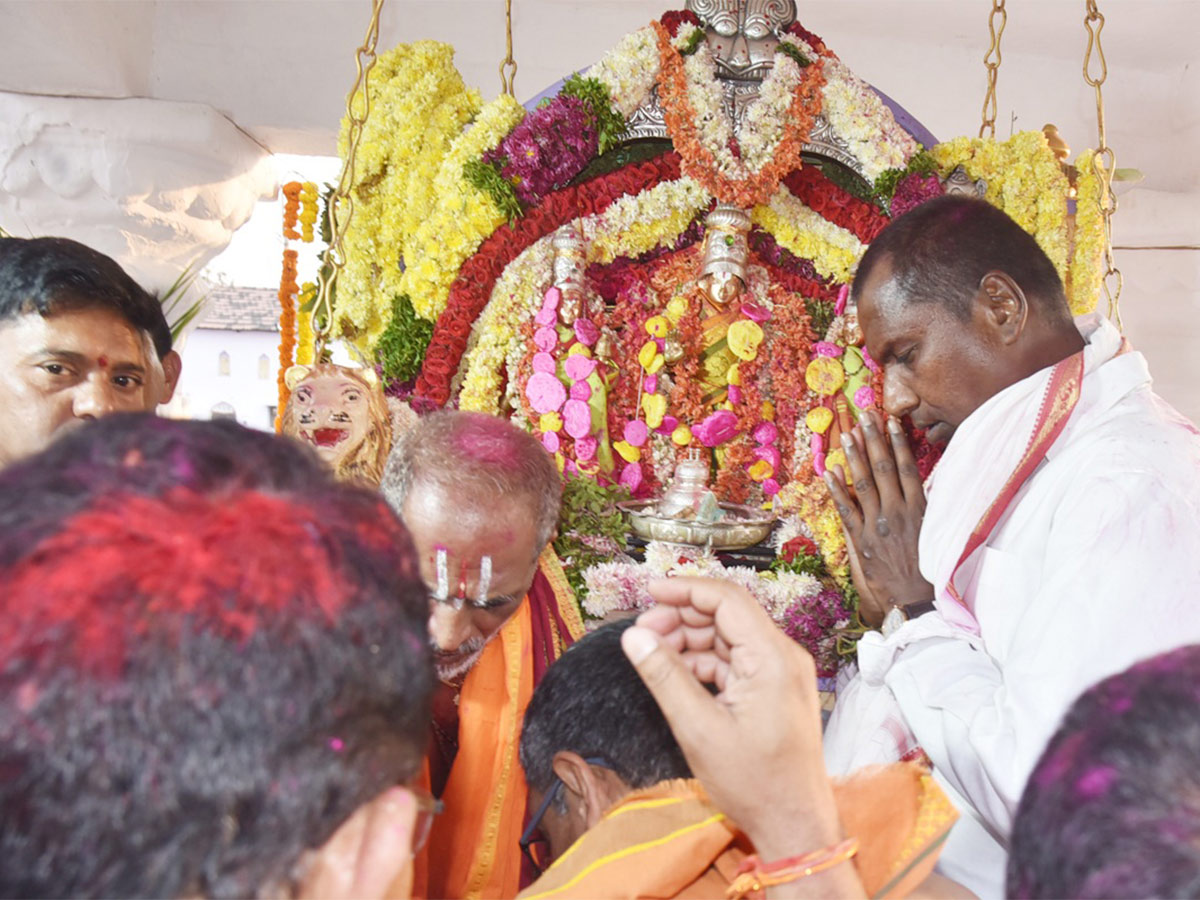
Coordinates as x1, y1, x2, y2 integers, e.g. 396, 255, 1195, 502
1074, 765, 1118, 799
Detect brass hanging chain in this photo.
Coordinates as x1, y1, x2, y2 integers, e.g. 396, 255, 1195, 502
499, 0, 518, 96
979, 0, 1007, 139
311, 0, 387, 356
1083, 0, 1124, 328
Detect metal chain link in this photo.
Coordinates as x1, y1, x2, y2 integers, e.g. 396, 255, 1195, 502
979, 0, 1007, 139
1083, 0, 1124, 328
499, 0, 518, 96
311, 0, 386, 357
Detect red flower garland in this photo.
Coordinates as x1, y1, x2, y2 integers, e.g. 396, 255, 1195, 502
783, 167, 891, 244
749, 243, 841, 305
414, 152, 683, 406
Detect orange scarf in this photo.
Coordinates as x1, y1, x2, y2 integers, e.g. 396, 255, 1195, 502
518, 764, 957, 900
416, 548, 582, 899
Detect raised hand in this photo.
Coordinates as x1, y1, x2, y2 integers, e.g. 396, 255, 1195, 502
825, 410, 933, 628
621, 578, 865, 897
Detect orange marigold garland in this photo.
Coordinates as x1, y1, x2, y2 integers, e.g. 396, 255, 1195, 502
282, 181, 302, 241
653, 21, 826, 209
275, 248, 299, 431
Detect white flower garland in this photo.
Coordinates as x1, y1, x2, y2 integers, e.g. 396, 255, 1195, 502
587, 25, 661, 118
457, 235, 557, 412
791, 34, 917, 184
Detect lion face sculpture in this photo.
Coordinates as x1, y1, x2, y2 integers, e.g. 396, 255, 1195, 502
280, 364, 392, 487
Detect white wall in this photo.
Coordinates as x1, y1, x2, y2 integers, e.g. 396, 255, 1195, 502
167, 328, 280, 432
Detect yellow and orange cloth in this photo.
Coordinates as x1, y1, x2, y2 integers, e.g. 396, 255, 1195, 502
519, 764, 957, 900
415, 547, 583, 900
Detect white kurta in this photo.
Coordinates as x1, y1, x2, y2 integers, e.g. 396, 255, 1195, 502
824, 315, 1200, 897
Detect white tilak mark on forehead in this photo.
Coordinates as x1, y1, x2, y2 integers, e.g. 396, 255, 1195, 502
477, 556, 493, 605
434, 547, 450, 600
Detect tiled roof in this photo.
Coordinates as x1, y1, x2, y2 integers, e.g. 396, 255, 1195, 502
198, 286, 280, 332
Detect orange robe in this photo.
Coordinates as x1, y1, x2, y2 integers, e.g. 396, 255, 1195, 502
517, 765, 958, 900
415, 547, 583, 900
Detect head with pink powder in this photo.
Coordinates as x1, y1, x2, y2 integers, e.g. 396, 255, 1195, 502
1008, 644, 1200, 898
381, 411, 562, 683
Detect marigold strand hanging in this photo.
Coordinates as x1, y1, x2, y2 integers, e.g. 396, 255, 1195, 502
282, 181, 302, 241
275, 249, 299, 430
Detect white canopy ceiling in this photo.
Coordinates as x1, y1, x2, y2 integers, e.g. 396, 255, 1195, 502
1, 0, 1197, 419
2, 0, 1197, 196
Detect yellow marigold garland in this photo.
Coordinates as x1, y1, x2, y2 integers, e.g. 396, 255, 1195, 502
396, 93, 527, 322
931, 131, 1071, 284
298, 182, 318, 243
296, 281, 317, 365
334, 41, 482, 348
1070, 149, 1104, 315
752, 189, 863, 284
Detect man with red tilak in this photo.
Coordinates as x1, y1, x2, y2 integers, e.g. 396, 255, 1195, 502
0, 237, 181, 468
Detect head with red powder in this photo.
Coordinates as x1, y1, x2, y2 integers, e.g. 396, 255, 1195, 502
381, 411, 562, 684
0, 414, 433, 898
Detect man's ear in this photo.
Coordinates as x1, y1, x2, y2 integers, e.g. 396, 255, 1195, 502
297, 786, 417, 900
159, 350, 182, 405
552, 751, 623, 830
976, 271, 1028, 345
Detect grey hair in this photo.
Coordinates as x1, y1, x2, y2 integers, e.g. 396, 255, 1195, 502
380, 411, 562, 551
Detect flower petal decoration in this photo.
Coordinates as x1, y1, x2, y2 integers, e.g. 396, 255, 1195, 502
624, 419, 650, 447
563, 398, 593, 439
574, 318, 600, 346
563, 354, 598, 382
728, 320, 765, 361
805, 356, 846, 396
806, 406, 834, 434
526, 371, 567, 414
695, 409, 740, 447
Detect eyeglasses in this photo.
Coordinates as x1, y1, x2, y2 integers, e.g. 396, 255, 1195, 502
410, 787, 444, 855
519, 757, 611, 876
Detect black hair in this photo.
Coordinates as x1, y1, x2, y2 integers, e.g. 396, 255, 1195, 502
854, 194, 1072, 324
1008, 644, 1200, 898
0, 415, 432, 899
0, 236, 173, 358
519, 618, 692, 799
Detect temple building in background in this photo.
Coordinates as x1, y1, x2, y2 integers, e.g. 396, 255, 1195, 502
164, 286, 279, 431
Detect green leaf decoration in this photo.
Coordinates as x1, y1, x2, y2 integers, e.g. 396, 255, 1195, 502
463, 158, 523, 223
560, 74, 628, 157
776, 42, 811, 67
376, 293, 434, 383
553, 474, 632, 607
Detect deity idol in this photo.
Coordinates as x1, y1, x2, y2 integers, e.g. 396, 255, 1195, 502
691, 203, 756, 395
687, 0, 795, 81
686, 0, 797, 133
280, 363, 393, 487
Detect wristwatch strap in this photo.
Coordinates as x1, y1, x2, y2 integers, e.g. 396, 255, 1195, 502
881, 598, 938, 638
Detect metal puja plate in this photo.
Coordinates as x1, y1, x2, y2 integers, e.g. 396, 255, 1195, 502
618, 500, 777, 550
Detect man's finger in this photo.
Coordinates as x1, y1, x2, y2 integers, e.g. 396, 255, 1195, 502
647, 577, 778, 653
621, 624, 725, 747
860, 410, 903, 510
887, 415, 927, 509
841, 426, 880, 520
824, 466, 865, 534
